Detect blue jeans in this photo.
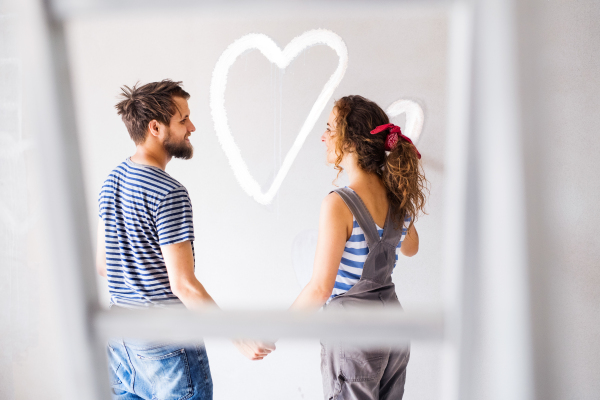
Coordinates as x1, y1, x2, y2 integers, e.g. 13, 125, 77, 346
107, 339, 213, 400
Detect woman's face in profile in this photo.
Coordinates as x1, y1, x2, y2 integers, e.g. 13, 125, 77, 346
321, 108, 338, 164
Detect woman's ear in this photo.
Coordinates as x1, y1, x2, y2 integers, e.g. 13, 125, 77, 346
344, 142, 356, 154
147, 120, 160, 138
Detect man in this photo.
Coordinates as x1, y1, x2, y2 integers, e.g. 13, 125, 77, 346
96, 80, 275, 399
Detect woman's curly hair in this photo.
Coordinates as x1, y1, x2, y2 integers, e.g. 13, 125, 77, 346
332, 95, 428, 228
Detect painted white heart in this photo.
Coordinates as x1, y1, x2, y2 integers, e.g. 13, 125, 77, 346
210, 29, 348, 205
386, 99, 425, 143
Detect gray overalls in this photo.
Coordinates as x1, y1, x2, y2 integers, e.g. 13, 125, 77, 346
321, 188, 410, 400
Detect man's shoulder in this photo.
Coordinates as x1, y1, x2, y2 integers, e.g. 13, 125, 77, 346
102, 159, 186, 198
99, 160, 128, 191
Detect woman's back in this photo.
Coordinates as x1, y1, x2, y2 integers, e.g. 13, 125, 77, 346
348, 179, 389, 229
337, 176, 419, 258
328, 186, 410, 303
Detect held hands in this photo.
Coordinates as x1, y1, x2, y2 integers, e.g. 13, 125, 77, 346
233, 339, 277, 361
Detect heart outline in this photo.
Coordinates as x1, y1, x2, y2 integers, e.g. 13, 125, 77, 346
210, 29, 348, 205
386, 99, 425, 144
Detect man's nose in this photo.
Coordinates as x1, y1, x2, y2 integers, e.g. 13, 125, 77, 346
189, 120, 196, 133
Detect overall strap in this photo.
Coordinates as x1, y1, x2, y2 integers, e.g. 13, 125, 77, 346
380, 205, 406, 247
331, 187, 380, 250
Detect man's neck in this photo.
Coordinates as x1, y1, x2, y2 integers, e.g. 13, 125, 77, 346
131, 146, 171, 171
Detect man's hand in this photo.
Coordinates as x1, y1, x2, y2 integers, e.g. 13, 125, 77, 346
233, 340, 276, 361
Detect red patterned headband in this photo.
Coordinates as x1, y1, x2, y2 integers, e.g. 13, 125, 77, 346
370, 123, 421, 159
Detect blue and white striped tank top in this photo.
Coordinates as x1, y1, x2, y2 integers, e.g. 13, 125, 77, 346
328, 213, 410, 303
98, 158, 195, 308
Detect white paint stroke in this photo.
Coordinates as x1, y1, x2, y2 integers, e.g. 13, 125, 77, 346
210, 29, 348, 205
386, 99, 425, 144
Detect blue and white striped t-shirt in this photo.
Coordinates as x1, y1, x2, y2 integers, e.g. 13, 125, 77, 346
328, 215, 410, 303
98, 158, 194, 308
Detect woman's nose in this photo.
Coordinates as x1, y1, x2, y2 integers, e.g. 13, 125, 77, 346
321, 132, 326, 142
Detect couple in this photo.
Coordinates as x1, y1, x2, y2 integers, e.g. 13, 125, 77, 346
96, 80, 427, 400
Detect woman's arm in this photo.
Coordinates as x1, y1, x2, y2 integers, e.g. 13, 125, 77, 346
290, 193, 352, 311
400, 224, 419, 257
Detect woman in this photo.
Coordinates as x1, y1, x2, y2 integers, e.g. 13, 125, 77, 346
290, 95, 427, 400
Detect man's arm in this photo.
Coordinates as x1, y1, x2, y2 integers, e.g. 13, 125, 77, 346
161, 240, 216, 310
96, 217, 107, 278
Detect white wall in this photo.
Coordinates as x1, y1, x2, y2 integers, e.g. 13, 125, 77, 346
66, 4, 448, 400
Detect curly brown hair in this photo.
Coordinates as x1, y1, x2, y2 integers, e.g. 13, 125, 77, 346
332, 95, 428, 228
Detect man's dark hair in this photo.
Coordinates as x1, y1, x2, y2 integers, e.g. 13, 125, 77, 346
115, 80, 190, 145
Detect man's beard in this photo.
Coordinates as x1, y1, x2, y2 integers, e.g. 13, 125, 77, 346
163, 129, 193, 160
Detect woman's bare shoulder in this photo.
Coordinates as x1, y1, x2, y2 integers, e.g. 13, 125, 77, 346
320, 192, 354, 239
321, 192, 353, 225
321, 192, 350, 215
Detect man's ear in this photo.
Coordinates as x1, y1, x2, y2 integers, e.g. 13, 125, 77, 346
148, 120, 161, 138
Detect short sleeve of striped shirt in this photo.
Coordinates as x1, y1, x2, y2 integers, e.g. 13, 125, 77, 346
155, 186, 195, 246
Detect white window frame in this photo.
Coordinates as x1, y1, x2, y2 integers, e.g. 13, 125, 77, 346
18, 0, 533, 399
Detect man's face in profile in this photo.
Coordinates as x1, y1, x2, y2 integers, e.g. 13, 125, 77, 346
163, 96, 195, 159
